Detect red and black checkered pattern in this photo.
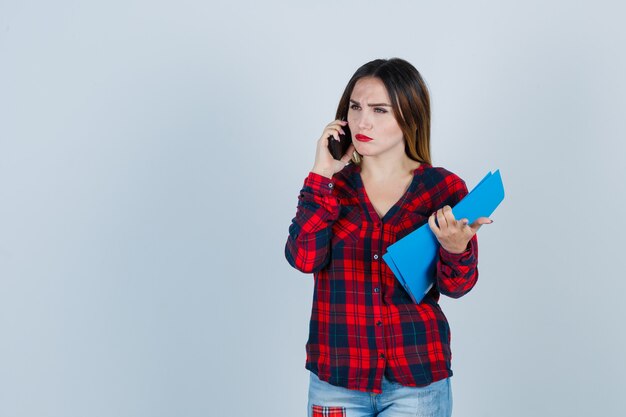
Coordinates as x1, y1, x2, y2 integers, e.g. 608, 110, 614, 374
311, 405, 346, 417
285, 163, 478, 394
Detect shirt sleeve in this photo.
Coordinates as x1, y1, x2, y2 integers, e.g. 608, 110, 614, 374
284, 172, 340, 273
435, 175, 479, 298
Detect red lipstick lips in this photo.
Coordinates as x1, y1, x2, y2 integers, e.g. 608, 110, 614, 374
355, 134, 373, 142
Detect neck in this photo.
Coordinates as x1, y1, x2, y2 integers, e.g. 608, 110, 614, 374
360, 154, 420, 181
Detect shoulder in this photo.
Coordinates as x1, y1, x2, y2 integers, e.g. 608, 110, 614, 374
416, 165, 468, 207
418, 165, 467, 191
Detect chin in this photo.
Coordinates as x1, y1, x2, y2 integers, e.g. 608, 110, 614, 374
354, 146, 381, 157
353, 143, 375, 155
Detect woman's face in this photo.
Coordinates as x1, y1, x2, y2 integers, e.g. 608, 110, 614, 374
347, 77, 405, 159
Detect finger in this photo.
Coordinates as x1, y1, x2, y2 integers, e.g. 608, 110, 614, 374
469, 217, 493, 233
316, 137, 333, 159
318, 134, 333, 148
323, 129, 340, 142
323, 126, 343, 141
436, 208, 448, 229
441, 205, 457, 227
327, 120, 347, 130
326, 122, 346, 136
428, 213, 440, 236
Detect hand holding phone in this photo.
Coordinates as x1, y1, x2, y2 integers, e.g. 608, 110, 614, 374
328, 123, 352, 160
312, 120, 355, 179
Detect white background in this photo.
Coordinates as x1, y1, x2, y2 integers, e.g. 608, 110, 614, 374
1, 1, 625, 416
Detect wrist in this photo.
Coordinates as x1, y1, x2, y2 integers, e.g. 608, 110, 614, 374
441, 243, 469, 255
311, 166, 334, 179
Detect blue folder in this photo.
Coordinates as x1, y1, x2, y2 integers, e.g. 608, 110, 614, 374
382, 170, 505, 304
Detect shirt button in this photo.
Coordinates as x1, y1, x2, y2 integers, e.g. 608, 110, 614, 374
373, 254, 379, 260
379, 353, 386, 359
328, 182, 334, 188
376, 321, 383, 327
374, 287, 380, 293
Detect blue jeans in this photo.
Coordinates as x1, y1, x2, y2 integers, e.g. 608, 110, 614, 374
307, 372, 452, 417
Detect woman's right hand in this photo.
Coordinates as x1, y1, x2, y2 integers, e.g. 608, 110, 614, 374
311, 120, 355, 179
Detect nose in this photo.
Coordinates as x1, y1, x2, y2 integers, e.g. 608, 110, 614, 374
356, 110, 373, 131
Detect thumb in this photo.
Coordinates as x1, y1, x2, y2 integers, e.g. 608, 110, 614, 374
469, 217, 493, 233
340, 144, 356, 165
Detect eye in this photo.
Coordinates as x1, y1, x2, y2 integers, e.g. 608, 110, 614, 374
350, 104, 361, 110
374, 107, 388, 114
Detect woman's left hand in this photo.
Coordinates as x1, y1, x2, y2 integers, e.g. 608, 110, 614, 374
428, 205, 493, 254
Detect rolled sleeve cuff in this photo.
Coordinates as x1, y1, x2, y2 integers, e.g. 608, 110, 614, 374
304, 172, 336, 196
299, 172, 340, 221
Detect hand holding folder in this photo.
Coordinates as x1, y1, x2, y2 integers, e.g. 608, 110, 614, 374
382, 170, 505, 304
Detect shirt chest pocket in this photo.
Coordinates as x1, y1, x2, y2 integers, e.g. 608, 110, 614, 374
331, 205, 361, 249
395, 210, 430, 240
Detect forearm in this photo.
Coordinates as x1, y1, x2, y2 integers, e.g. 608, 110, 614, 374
285, 172, 340, 273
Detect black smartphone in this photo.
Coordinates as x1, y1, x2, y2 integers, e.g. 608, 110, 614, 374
327, 124, 352, 160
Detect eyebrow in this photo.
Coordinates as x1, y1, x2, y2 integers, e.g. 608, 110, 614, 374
350, 99, 392, 107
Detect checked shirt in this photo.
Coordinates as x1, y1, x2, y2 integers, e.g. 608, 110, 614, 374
285, 163, 479, 394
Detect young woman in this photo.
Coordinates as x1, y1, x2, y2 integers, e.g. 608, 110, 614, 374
285, 58, 491, 417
